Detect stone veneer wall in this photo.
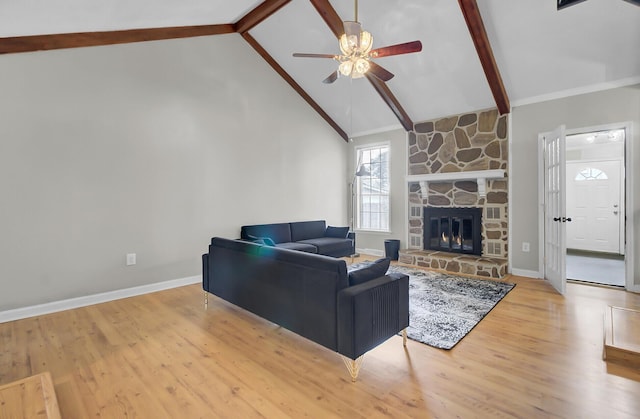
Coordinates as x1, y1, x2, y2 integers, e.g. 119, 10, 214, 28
407, 108, 509, 261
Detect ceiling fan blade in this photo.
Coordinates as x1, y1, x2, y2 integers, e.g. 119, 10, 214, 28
310, 0, 345, 39
292, 53, 337, 59
368, 62, 394, 82
370, 41, 423, 58
322, 71, 339, 84
557, 0, 588, 10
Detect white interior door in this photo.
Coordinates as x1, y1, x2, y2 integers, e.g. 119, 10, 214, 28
542, 125, 567, 295
566, 160, 622, 254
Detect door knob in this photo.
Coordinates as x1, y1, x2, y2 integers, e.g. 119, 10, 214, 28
553, 217, 561, 222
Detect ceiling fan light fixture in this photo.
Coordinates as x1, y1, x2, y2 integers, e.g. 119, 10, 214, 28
353, 58, 370, 75
292, 0, 421, 84
360, 30, 373, 53
339, 60, 354, 77
340, 21, 373, 57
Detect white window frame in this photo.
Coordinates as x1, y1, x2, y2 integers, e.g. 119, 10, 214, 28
355, 142, 391, 233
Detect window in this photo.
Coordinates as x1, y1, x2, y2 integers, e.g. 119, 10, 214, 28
356, 144, 390, 231
575, 168, 608, 181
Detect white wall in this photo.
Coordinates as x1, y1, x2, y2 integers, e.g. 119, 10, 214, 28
510, 85, 640, 287
349, 129, 407, 255
0, 34, 348, 311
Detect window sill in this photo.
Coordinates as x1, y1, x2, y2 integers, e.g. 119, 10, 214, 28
355, 229, 393, 235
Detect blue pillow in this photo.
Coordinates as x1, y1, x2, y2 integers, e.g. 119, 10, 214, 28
348, 258, 391, 286
325, 226, 349, 238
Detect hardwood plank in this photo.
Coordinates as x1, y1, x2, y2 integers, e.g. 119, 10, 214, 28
604, 306, 640, 369
1, 257, 640, 417
0, 372, 61, 418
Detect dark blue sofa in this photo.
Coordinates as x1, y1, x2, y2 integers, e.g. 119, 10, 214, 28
240, 220, 355, 257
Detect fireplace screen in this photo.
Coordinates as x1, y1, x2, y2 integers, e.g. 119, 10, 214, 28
424, 208, 482, 255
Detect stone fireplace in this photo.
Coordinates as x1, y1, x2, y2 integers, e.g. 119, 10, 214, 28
399, 108, 509, 278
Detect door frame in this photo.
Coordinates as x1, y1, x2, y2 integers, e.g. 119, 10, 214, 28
538, 121, 635, 291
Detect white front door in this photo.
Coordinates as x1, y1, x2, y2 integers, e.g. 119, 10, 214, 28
566, 160, 622, 254
542, 126, 567, 295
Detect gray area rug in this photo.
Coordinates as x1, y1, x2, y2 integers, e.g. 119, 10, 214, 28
348, 262, 516, 350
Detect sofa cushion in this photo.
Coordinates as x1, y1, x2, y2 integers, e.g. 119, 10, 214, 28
275, 242, 318, 253
348, 258, 391, 286
290, 220, 326, 241
297, 237, 351, 256
325, 226, 349, 238
241, 223, 291, 244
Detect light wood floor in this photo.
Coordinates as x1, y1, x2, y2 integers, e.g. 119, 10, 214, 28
1, 257, 639, 418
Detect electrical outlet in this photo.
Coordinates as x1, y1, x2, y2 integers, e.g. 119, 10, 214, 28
126, 253, 136, 266
522, 242, 530, 252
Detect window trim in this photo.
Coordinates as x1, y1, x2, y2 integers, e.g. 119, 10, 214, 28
355, 142, 391, 233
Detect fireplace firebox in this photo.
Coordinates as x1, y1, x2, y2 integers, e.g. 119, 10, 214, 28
424, 207, 482, 255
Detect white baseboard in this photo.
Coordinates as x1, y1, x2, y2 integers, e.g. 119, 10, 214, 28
0, 275, 201, 324
627, 284, 640, 293
510, 268, 541, 279
357, 248, 384, 257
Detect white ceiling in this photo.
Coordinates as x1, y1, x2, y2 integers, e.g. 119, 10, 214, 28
2, 0, 639, 137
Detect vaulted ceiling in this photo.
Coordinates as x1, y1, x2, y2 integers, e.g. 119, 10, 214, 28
2, 0, 639, 140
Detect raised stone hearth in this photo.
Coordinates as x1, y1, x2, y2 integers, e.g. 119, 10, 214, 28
399, 249, 508, 279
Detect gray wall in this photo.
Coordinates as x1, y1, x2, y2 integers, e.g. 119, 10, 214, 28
510, 85, 640, 287
349, 129, 407, 255
0, 34, 348, 311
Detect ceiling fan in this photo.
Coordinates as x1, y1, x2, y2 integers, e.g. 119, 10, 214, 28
292, 0, 422, 84
558, 0, 639, 10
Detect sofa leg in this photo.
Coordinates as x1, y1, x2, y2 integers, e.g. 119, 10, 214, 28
342, 355, 364, 382
204, 291, 208, 309
402, 328, 408, 347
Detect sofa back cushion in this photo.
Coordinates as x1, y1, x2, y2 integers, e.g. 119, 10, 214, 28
211, 236, 262, 254
290, 220, 326, 241
241, 223, 291, 244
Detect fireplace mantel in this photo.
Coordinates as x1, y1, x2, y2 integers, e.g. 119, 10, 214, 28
406, 169, 505, 197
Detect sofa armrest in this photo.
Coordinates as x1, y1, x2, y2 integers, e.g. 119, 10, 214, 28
336, 272, 409, 360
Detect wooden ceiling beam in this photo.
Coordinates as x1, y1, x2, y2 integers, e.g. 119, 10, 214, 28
242, 32, 348, 142
0, 25, 235, 55
365, 74, 414, 131
458, 0, 510, 114
309, 0, 345, 39
235, 0, 292, 34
